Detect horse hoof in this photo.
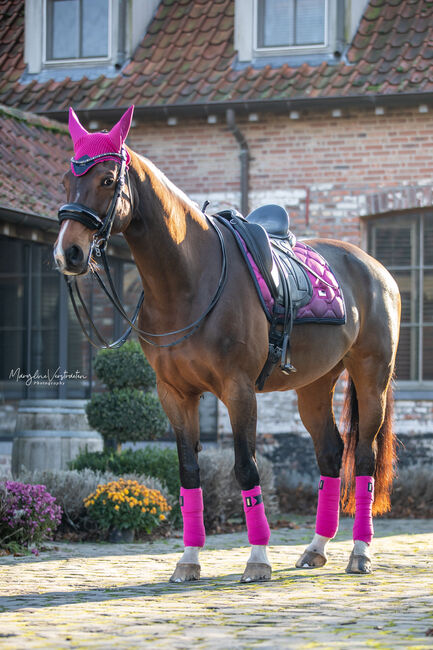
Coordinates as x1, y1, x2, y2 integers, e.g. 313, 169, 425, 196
240, 562, 272, 583
345, 551, 372, 574
169, 563, 201, 583
295, 550, 327, 568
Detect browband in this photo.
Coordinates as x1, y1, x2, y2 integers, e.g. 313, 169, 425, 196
70, 152, 124, 166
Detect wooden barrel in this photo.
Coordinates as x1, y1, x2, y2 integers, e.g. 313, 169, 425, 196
12, 399, 103, 477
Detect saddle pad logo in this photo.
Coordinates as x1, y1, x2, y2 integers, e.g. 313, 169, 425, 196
179, 496, 184, 506
319, 479, 324, 490
368, 482, 373, 493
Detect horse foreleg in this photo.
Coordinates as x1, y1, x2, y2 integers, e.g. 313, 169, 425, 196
157, 382, 204, 583
223, 380, 272, 583
295, 369, 344, 568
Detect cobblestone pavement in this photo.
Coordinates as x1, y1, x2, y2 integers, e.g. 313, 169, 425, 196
0, 517, 432, 649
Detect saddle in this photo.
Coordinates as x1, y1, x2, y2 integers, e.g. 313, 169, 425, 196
214, 204, 313, 390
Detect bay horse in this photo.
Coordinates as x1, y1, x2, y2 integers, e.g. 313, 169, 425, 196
54, 106, 400, 583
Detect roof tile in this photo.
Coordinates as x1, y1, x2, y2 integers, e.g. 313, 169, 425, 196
0, 103, 69, 218
1, 0, 433, 115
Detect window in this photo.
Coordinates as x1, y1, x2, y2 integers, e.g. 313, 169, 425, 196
46, 0, 110, 62
257, 0, 327, 49
368, 213, 433, 382
0, 236, 140, 399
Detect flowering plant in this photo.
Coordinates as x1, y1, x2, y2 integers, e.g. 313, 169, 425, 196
84, 479, 171, 534
0, 481, 62, 550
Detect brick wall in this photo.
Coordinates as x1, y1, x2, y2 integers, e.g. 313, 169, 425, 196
129, 104, 433, 245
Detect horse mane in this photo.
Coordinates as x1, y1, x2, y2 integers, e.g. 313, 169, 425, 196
127, 148, 209, 245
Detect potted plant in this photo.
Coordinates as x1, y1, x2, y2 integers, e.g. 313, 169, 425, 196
83, 478, 171, 542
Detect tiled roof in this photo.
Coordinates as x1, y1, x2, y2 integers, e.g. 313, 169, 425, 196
1, 0, 433, 116
0, 104, 69, 218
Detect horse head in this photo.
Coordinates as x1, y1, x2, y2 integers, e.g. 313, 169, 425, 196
54, 105, 135, 275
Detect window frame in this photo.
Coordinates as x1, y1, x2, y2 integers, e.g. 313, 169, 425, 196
254, 0, 329, 55
365, 210, 433, 390
43, 0, 113, 67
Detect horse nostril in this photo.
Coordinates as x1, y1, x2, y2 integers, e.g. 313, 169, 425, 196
65, 245, 84, 268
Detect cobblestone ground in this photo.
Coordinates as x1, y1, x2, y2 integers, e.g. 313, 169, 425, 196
0, 517, 432, 649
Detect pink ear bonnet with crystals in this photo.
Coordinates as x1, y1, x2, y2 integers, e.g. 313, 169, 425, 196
68, 105, 134, 176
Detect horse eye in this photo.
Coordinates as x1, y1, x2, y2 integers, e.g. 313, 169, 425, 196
102, 177, 114, 187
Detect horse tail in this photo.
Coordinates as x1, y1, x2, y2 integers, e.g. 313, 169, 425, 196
341, 378, 397, 516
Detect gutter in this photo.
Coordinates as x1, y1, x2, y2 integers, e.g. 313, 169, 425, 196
226, 108, 250, 216
42, 91, 433, 123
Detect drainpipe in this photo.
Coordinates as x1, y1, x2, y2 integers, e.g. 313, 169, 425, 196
226, 109, 250, 216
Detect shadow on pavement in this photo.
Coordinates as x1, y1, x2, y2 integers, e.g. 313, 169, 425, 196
0, 569, 360, 613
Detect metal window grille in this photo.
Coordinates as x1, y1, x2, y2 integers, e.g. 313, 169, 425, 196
368, 212, 433, 382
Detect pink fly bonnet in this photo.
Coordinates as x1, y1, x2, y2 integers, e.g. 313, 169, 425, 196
68, 105, 134, 176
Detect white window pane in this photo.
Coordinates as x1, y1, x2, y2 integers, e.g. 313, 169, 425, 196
261, 0, 294, 47
82, 0, 109, 58
295, 0, 326, 45
51, 0, 79, 59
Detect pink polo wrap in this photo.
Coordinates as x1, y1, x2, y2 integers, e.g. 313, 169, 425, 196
315, 475, 341, 539
242, 486, 270, 546
180, 487, 205, 548
68, 105, 134, 176
353, 476, 375, 544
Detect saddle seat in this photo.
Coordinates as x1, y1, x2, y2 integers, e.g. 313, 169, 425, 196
247, 203, 296, 246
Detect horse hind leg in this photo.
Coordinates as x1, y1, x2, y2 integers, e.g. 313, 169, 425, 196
341, 355, 397, 575
295, 366, 345, 569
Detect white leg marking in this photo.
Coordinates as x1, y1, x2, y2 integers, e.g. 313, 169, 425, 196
353, 540, 371, 558
178, 546, 200, 565
307, 533, 331, 556
248, 545, 270, 566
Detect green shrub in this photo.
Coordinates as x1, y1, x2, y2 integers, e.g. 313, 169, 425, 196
86, 389, 167, 443
93, 341, 156, 391
87, 341, 168, 446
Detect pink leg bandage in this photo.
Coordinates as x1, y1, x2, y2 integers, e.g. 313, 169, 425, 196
353, 476, 374, 544
180, 487, 205, 547
242, 486, 271, 546
315, 475, 341, 539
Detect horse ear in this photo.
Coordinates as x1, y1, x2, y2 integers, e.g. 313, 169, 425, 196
109, 105, 134, 151
68, 107, 88, 145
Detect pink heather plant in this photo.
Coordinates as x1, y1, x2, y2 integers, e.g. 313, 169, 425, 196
0, 481, 62, 549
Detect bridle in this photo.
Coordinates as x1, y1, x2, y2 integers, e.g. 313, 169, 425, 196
57, 150, 227, 349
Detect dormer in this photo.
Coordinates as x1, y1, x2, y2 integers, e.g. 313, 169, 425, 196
24, 0, 160, 80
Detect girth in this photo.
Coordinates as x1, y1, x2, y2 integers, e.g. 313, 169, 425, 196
215, 207, 313, 390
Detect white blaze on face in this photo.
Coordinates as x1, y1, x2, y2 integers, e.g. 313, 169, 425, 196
53, 221, 69, 270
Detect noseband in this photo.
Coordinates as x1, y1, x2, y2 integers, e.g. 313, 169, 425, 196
57, 152, 227, 350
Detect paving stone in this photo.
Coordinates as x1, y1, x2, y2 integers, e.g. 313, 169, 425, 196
0, 518, 432, 649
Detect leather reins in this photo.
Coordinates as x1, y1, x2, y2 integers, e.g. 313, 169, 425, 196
57, 150, 227, 349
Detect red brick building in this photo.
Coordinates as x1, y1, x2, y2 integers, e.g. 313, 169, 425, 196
0, 0, 432, 474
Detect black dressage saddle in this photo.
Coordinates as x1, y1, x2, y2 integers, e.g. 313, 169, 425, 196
214, 204, 313, 389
